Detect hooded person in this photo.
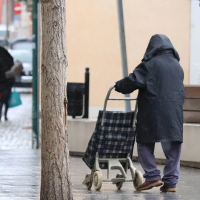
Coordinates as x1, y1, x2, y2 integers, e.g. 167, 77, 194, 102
0, 46, 23, 121
115, 34, 185, 192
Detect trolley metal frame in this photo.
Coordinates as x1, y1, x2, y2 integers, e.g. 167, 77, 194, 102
83, 85, 143, 190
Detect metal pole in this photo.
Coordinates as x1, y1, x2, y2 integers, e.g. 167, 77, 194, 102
83, 67, 89, 118
116, 0, 131, 112
6, 0, 9, 40
32, 0, 39, 149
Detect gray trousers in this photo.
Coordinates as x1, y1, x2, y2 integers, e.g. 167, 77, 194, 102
137, 142, 182, 188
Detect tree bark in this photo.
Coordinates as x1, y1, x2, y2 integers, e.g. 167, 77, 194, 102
40, 0, 73, 199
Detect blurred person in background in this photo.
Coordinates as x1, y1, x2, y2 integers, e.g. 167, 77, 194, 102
0, 46, 23, 121
115, 34, 185, 192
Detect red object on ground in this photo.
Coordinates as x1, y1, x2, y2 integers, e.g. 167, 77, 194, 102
14, 3, 22, 15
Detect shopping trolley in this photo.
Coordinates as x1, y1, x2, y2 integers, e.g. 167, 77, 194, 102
82, 85, 143, 190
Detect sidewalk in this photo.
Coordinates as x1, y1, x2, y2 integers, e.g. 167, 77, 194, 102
0, 93, 32, 150
0, 94, 200, 199
0, 149, 200, 200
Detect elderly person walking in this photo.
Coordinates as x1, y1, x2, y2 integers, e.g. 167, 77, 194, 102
115, 34, 185, 192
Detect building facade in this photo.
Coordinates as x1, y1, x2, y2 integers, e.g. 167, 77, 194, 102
65, 0, 191, 117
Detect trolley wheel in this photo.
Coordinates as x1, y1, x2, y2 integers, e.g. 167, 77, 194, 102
133, 170, 143, 189
86, 181, 92, 190
83, 173, 92, 190
116, 173, 123, 190
93, 171, 102, 191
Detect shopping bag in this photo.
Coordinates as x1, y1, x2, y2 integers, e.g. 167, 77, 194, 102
8, 88, 22, 108
82, 110, 135, 169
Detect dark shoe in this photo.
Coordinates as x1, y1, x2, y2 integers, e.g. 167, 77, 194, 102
160, 186, 176, 192
136, 180, 163, 191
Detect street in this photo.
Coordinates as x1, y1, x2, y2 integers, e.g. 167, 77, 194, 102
0, 94, 200, 199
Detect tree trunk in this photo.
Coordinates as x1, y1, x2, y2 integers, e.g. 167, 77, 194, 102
40, 0, 73, 199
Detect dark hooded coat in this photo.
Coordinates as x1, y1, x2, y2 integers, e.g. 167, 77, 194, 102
0, 46, 14, 93
115, 34, 185, 143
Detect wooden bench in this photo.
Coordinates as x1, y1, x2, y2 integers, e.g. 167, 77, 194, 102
183, 85, 200, 123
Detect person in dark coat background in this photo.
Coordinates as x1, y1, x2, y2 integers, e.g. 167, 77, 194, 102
115, 34, 185, 192
0, 46, 23, 121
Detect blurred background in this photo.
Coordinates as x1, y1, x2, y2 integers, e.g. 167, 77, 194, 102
0, 0, 33, 87
0, 0, 32, 40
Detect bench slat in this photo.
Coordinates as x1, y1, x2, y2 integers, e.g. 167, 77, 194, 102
184, 86, 200, 98
183, 86, 200, 123
183, 99, 200, 111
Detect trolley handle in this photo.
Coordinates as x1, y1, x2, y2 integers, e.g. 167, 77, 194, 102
101, 85, 138, 127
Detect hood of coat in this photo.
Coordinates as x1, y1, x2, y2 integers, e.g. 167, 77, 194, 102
142, 34, 180, 62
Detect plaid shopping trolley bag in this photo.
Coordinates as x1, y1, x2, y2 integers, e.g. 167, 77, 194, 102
82, 85, 143, 191
82, 110, 135, 169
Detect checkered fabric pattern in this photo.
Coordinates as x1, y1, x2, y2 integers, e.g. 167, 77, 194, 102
82, 110, 136, 169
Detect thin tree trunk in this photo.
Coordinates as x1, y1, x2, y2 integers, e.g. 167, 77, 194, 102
40, 0, 73, 199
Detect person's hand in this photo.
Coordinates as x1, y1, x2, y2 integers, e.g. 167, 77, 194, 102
10, 60, 23, 77
5, 60, 23, 79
